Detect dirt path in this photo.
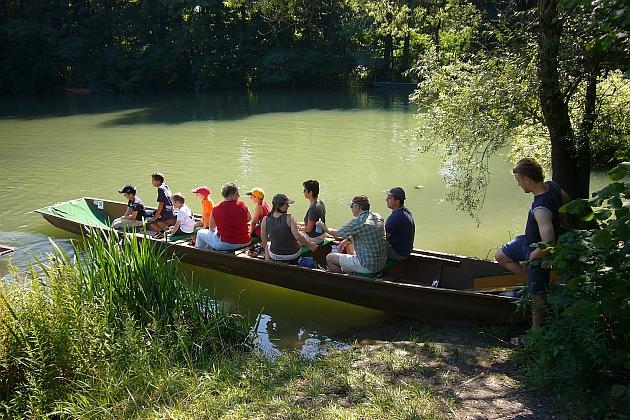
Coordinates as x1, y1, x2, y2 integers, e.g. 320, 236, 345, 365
339, 318, 566, 419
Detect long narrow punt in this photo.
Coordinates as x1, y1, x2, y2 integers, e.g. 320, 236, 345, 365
35, 197, 527, 324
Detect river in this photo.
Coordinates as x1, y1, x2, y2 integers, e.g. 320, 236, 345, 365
0, 89, 608, 356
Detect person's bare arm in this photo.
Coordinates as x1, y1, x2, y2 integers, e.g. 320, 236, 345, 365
152, 202, 164, 221
290, 215, 317, 251
249, 205, 263, 235
260, 218, 270, 260
529, 209, 555, 260
315, 220, 343, 239
209, 215, 217, 231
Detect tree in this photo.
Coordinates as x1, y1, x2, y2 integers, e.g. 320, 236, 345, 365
412, 0, 629, 216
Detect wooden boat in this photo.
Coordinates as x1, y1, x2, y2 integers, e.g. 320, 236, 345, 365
0, 245, 14, 256
35, 197, 528, 324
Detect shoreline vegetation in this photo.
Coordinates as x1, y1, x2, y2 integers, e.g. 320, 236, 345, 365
0, 231, 553, 418
4, 163, 630, 420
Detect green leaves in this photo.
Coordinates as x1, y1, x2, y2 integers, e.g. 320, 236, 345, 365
607, 162, 630, 181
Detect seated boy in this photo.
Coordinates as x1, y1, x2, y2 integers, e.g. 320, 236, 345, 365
167, 193, 196, 238
112, 185, 146, 229
148, 172, 176, 233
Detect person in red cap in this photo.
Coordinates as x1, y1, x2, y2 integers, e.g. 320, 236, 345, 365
191, 186, 213, 229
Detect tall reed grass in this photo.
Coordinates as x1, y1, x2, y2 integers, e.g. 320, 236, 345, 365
0, 230, 254, 417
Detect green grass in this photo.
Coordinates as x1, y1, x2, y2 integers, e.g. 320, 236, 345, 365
0, 231, 455, 418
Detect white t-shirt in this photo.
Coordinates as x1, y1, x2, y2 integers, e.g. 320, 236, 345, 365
176, 205, 195, 233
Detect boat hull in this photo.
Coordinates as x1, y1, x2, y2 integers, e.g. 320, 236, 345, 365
36, 198, 526, 324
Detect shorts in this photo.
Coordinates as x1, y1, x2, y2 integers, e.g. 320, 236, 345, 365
501, 235, 550, 295
338, 254, 374, 274
195, 229, 250, 251
171, 228, 193, 237
111, 217, 144, 229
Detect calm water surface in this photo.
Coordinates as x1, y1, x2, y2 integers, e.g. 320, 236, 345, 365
0, 90, 608, 355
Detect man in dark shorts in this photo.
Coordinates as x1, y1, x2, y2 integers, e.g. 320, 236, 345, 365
384, 187, 415, 260
148, 172, 176, 234
495, 158, 568, 328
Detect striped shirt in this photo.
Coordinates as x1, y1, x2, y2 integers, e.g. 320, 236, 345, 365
337, 210, 387, 272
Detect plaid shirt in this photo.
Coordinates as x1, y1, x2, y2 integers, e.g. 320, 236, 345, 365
337, 210, 387, 272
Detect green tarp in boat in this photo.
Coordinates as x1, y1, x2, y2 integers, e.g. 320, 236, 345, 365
37, 198, 111, 229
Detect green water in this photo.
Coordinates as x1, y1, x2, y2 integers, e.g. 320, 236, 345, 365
0, 90, 608, 355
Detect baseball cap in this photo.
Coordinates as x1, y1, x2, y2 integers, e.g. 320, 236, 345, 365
246, 187, 265, 199
191, 186, 211, 197
118, 185, 136, 194
384, 187, 406, 200
272, 194, 295, 206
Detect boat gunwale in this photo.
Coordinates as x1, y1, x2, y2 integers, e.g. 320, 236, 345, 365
34, 197, 520, 301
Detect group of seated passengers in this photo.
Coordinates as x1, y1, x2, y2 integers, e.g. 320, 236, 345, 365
113, 173, 415, 275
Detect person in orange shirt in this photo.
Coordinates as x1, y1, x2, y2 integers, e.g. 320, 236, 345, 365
191, 186, 213, 229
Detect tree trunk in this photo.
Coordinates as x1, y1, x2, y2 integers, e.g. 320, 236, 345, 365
384, 32, 393, 81
576, 55, 598, 196
537, 0, 589, 199
401, 31, 410, 79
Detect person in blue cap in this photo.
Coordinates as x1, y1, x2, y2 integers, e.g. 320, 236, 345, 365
384, 187, 415, 260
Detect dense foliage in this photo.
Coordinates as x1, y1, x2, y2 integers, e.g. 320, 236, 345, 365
0, 0, 476, 93
411, 0, 629, 216
0, 232, 253, 416
516, 162, 630, 417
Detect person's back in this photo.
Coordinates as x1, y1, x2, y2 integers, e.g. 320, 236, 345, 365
525, 180, 563, 245
213, 199, 250, 244
345, 210, 387, 272
266, 213, 301, 257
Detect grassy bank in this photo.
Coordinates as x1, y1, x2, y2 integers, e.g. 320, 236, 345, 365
1, 232, 562, 419
0, 232, 253, 417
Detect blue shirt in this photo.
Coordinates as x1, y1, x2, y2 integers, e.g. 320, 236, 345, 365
525, 181, 562, 245
385, 207, 415, 257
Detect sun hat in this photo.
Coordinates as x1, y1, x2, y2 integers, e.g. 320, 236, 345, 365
246, 187, 265, 199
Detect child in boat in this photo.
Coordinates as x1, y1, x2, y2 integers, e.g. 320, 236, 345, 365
246, 187, 270, 256
191, 186, 213, 229
148, 172, 176, 233
168, 193, 196, 238
112, 185, 146, 229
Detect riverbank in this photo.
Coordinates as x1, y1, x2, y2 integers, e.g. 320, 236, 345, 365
1, 233, 565, 419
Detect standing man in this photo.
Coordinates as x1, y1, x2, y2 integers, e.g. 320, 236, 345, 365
316, 195, 387, 275
495, 158, 568, 328
384, 187, 415, 260
300, 179, 326, 244
195, 182, 252, 251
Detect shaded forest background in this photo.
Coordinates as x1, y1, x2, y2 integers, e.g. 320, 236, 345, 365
0, 0, 515, 93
